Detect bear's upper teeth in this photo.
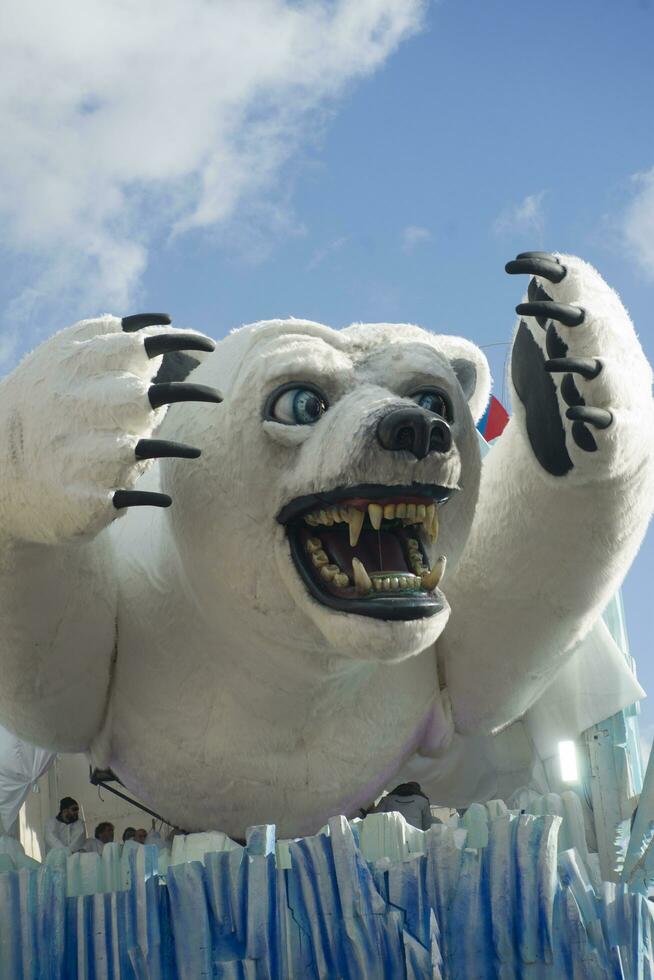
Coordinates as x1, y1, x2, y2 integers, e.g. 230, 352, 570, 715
348, 507, 365, 547
368, 503, 383, 530
303, 499, 439, 547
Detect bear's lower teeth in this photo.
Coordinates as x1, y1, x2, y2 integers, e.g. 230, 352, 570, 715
371, 572, 421, 592
306, 539, 351, 587
306, 537, 446, 596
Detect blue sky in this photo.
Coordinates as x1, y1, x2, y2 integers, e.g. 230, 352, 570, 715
1, 1, 653, 749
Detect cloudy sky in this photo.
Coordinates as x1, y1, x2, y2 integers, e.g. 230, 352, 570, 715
1, 1, 653, 755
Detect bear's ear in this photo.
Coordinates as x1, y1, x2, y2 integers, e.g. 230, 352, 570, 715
438, 336, 491, 424
450, 358, 477, 402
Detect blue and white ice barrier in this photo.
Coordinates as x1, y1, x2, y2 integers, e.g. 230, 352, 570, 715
1, 806, 653, 979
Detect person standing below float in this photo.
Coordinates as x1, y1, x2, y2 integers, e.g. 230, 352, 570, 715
369, 782, 436, 831
82, 821, 115, 854
44, 797, 86, 854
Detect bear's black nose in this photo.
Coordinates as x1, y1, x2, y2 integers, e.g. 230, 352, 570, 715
376, 407, 452, 460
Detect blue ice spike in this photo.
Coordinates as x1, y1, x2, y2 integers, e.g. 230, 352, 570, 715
0, 809, 653, 978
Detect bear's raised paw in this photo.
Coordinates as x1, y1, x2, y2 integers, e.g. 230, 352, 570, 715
507, 251, 652, 480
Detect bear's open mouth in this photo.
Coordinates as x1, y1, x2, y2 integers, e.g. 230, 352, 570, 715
277, 483, 454, 620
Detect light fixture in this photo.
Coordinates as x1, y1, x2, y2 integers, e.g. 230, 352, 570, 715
558, 740, 579, 783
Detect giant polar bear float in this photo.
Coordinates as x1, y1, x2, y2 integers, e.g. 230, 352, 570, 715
0, 252, 651, 838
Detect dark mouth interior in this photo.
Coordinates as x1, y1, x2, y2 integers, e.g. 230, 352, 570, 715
299, 521, 423, 594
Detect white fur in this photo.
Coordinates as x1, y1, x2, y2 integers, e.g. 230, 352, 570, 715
444, 254, 654, 734
0, 257, 650, 836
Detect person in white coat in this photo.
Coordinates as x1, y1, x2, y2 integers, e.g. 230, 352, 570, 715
370, 782, 435, 831
44, 796, 86, 854
82, 821, 114, 854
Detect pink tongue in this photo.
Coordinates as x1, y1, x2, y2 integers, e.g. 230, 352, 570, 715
302, 527, 409, 575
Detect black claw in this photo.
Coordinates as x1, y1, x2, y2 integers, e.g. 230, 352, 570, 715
545, 324, 568, 360
544, 357, 602, 380
113, 490, 172, 509
506, 256, 566, 283
571, 421, 598, 453
560, 374, 584, 407
135, 439, 201, 460
565, 406, 612, 429
122, 313, 172, 332
144, 332, 215, 359
516, 301, 584, 327
148, 382, 223, 410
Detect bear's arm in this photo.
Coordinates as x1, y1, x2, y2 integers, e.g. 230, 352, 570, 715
441, 253, 654, 736
0, 312, 217, 752
0, 534, 118, 752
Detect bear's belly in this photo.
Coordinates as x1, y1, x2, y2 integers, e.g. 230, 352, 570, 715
108, 689, 437, 837
107, 544, 444, 838
109, 727, 428, 838
107, 656, 439, 838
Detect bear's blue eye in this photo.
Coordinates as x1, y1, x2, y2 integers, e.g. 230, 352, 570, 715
411, 388, 451, 420
267, 385, 328, 425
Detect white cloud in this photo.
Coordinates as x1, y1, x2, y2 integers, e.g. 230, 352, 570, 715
0, 0, 426, 356
493, 191, 546, 237
401, 224, 432, 252
307, 235, 350, 271
623, 167, 654, 279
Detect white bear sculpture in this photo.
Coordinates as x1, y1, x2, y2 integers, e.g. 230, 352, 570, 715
0, 252, 651, 838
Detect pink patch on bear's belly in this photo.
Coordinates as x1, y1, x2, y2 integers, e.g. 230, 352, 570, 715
310, 703, 444, 828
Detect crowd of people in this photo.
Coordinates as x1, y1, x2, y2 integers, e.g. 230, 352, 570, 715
44, 796, 154, 855
45, 784, 444, 856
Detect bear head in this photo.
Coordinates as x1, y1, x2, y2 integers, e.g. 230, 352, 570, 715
156, 319, 490, 667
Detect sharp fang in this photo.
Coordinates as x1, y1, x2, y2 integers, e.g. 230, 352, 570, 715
352, 557, 372, 595
383, 504, 396, 520
421, 555, 446, 591
368, 503, 383, 530
428, 507, 439, 541
349, 507, 365, 547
